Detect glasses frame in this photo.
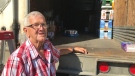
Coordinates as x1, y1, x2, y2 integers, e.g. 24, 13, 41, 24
27, 23, 48, 29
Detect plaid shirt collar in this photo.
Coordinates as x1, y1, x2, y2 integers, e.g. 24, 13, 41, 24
25, 39, 49, 59
25, 39, 39, 59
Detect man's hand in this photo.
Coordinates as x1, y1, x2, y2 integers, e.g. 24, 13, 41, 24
73, 47, 88, 54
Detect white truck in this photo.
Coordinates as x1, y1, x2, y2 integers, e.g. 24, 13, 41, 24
0, 0, 135, 76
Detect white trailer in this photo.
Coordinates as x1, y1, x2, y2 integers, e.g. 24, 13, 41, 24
1, 0, 135, 76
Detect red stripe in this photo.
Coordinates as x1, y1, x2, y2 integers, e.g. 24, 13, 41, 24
6, 60, 10, 76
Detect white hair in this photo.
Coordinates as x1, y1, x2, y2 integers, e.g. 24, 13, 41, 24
24, 11, 45, 26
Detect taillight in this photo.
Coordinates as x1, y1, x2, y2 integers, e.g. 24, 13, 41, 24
98, 62, 110, 73
129, 64, 135, 75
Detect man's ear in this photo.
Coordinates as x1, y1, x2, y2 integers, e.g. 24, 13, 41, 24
23, 27, 29, 38
23, 28, 27, 33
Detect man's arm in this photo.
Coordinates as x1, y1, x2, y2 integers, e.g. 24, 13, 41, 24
58, 47, 88, 55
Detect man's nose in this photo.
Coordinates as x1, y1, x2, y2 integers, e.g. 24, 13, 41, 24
37, 25, 44, 30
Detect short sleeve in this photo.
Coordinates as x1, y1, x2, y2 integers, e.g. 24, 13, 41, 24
1, 56, 26, 76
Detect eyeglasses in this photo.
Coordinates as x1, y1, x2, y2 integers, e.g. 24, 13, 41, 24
27, 23, 48, 29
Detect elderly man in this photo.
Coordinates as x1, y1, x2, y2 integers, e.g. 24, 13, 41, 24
1, 11, 87, 76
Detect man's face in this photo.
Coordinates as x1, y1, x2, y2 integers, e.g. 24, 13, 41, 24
24, 15, 47, 43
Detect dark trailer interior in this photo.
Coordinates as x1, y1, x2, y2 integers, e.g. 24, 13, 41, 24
30, 0, 101, 36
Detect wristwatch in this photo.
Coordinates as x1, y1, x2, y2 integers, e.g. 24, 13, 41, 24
72, 48, 75, 53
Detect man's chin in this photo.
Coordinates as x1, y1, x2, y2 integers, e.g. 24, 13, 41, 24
37, 37, 46, 42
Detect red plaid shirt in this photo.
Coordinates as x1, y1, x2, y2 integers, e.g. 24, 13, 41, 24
1, 39, 60, 76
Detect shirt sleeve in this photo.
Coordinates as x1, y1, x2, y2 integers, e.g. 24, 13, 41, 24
1, 56, 26, 76
51, 44, 60, 63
